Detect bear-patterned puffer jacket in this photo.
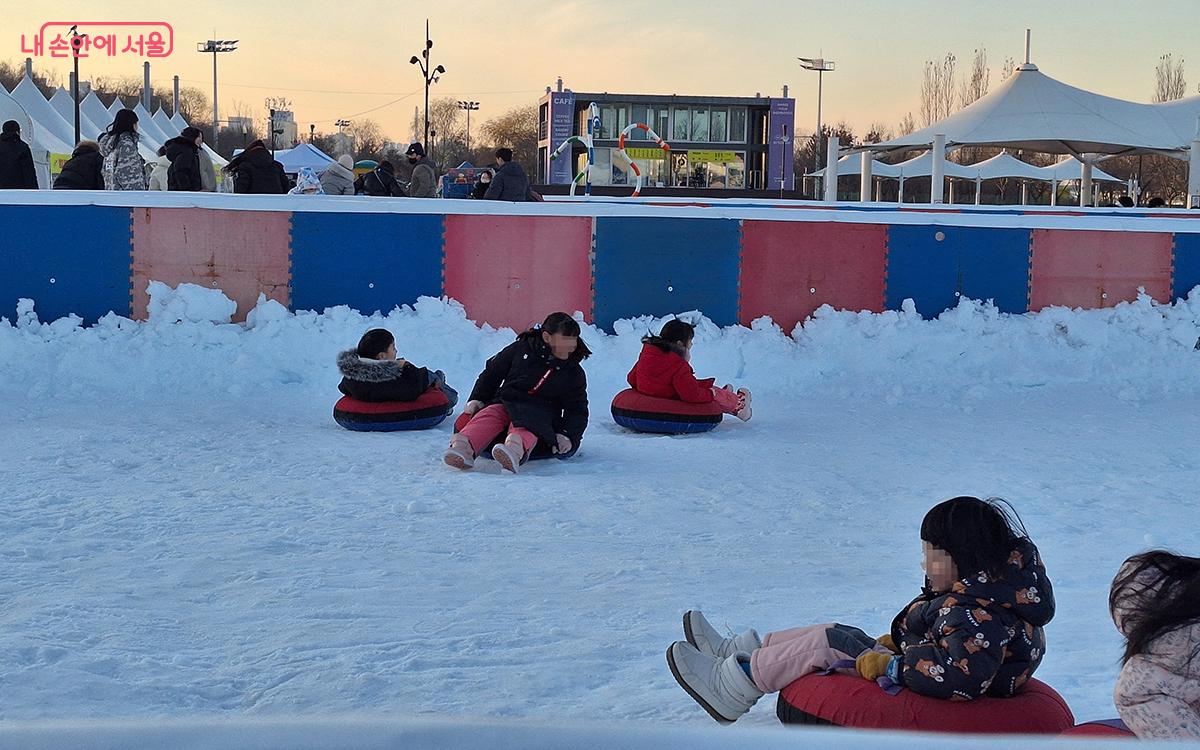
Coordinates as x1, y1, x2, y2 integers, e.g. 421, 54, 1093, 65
889, 538, 1054, 701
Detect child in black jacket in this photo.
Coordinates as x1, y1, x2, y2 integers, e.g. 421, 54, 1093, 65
337, 329, 457, 405
444, 312, 589, 474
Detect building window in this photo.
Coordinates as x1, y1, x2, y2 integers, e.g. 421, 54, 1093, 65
674, 150, 745, 188
711, 109, 728, 142
656, 108, 669, 140
672, 106, 690, 140
729, 108, 747, 142
630, 105, 652, 140
599, 104, 627, 139
691, 107, 710, 142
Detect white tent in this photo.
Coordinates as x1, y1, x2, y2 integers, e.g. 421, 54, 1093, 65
151, 108, 177, 140
1037, 157, 1122, 182
236, 142, 333, 173
0, 89, 61, 188
167, 109, 228, 167
48, 87, 104, 143
805, 152, 901, 178
10, 76, 78, 153
891, 151, 978, 179
869, 63, 1197, 157
81, 91, 115, 134
959, 151, 1046, 181
132, 101, 169, 150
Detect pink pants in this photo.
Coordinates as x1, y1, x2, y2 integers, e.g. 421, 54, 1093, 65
458, 404, 538, 457
749, 623, 891, 693
710, 386, 741, 415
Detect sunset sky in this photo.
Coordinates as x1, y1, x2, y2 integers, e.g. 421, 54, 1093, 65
7, 0, 1200, 143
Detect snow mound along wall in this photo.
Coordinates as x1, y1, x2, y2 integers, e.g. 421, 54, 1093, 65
1, 199, 1200, 330
2, 282, 1199, 404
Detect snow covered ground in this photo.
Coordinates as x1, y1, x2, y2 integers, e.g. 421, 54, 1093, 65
2, 284, 1200, 731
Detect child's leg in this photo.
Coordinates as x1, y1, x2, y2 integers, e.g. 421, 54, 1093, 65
748, 623, 872, 693
458, 404, 512, 454
710, 386, 742, 415
504, 426, 539, 457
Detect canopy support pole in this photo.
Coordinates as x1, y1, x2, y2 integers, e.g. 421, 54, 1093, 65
898, 175, 905, 204
1189, 118, 1200, 209
1049, 180, 1057, 206
930, 134, 945, 204
823, 135, 839, 202
1080, 161, 1094, 207
859, 152, 872, 203
1020, 180, 1028, 205
974, 177, 981, 205
948, 178, 955, 204
875, 178, 882, 202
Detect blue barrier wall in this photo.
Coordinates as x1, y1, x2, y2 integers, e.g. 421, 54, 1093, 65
289, 212, 445, 315
592, 217, 741, 330
1173, 232, 1200, 302
0, 205, 132, 323
885, 225, 1032, 317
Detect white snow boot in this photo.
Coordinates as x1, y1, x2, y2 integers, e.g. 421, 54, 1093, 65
666, 641, 763, 724
683, 610, 761, 658
491, 434, 526, 474
443, 435, 475, 470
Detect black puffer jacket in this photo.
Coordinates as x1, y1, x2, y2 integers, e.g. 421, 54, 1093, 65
890, 538, 1054, 701
467, 334, 588, 456
164, 136, 202, 191
336, 349, 431, 402
0, 131, 37, 189
229, 145, 289, 194
483, 160, 532, 201
53, 141, 104, 190
362, 166, 406, 197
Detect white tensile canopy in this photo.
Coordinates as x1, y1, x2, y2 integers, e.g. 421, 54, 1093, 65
806, 152, 901, 178
10, 76, 78, 153
48, 87, 105, 144
236, 142, 333, 173
132, 101, 170, 150
81, 91, 115, 135
867, 63, 1199, 157
168, 109, 228, 167
1037, 156, 1122, 182
151, 108, 176, 139
959, 151, 1046, 181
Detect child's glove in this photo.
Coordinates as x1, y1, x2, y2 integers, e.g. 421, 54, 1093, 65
463, 400, 486, 415
554, 434, 572, 454
875, 634, 899, 654
855, 651, 894, 681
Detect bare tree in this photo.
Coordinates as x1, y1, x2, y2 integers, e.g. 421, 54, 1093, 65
1001, 56, 1017, 81
347, 119, 386, 160
864, 122, 894, 144
897, 112, 916, 136
479, 104, 539, 176
960, 48, 990, 108
919, 53, 957, 126
1154, 53, 1186, 102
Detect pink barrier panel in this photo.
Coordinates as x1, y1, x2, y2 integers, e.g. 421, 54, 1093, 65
1029, 229, 1172, 310
131, 208, 292, 322
739, 220, 887, 331
443, 215, 593, 330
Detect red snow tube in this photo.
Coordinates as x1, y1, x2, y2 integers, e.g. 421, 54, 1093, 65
610, 388, 724, 434
1060, 720, 1136, 738
334, 387, 453, 431
776, 674, 1074, 734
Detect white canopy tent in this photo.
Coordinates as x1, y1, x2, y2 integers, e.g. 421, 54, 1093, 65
0, 89, 62, 188
805, 152, 902, 178
235, 142, 333, 174
151, 108, 177, 140
167, 108, 228, 167
48, 88, 104, 144
1037, 156, 1121, 182
10, 77, 78, 154
84, 95, 158, 163
132, 102, 170, 150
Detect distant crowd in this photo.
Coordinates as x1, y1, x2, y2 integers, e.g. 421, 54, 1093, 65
0, 110, 539, 201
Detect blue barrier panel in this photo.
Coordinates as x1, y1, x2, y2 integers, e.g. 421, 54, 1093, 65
593, 216, 740, 330
1172, 233, 1200, 302
0, 205, 131, 323
289, 212, 444, 314
885, 225, 1031, 317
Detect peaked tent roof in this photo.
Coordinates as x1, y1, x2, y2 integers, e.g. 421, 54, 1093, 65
805, 152, 902, 178
167, 110, 228, 166
151, 108, 177, 139
1036, 156, 1122, 182
867, 63, 1199, 157
960, 151, 1047, 180
238, 142, 334, 173
10, 76, 78, 150
48, 87, 105, 143
0, 89, 58, 187
132, 102, 170, 149
891, 151, 978, 179
81, 91, 115, 134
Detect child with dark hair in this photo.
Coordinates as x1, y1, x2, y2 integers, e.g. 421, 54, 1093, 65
1110, 550, 1200, 739
444, 312, 589, 474
337, 328, 456, 405
667, 496, 1054, 723
627, 319, 752, 421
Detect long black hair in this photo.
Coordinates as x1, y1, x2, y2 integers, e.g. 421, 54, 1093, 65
1110, 550, 1200, 665
920, 496, 1029, 580
644, 319, 695, 354
519, 312, 591, 360
104, 108, 139, 141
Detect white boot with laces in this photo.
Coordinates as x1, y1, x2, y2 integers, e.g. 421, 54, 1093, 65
683, 610, 761, 658
666, 641, 763, 723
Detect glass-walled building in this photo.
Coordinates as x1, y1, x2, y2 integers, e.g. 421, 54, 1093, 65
537, 87, 795, 192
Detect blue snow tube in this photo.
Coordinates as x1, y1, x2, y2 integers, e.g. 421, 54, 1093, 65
610, 388, 724, 435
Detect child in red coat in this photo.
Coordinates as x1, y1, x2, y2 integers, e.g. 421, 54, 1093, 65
627, 320, 751, 420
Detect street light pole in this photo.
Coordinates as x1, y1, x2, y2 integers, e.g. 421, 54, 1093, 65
457, 100, 479, 155
198, 39, 238, 147
798, 56, 835, 197
409, 19, 445, 153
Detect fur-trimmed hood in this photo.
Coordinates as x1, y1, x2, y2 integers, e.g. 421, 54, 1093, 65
337, 349, 407, 382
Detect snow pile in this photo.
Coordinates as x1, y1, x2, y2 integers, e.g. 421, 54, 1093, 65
2, 283, 1199, 404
